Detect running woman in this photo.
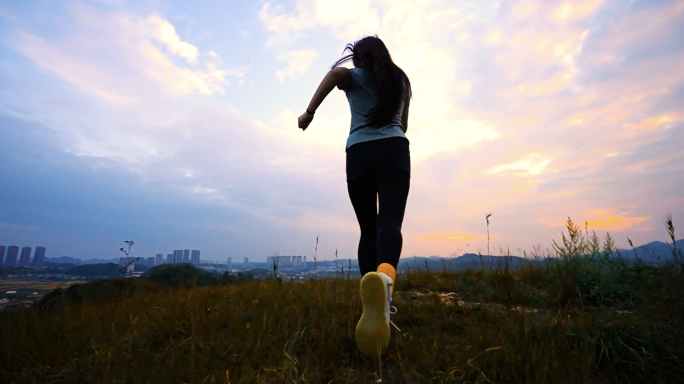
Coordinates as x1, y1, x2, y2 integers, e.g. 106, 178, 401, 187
298, 35, 411, 358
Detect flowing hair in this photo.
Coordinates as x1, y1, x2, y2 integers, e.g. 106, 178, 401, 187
331, 35, 412, 128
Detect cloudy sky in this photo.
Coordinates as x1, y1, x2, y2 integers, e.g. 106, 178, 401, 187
1, 0, 682, 262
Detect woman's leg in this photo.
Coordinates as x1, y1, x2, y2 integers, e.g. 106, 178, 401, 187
347, 180, 378, 277
376, 169, 410, 270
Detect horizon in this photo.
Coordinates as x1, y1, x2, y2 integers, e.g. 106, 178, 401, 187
1, 0, 683, 261
31, 236, 684, 264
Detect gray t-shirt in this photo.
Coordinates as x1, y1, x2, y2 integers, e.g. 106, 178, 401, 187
343, 67, 407, 149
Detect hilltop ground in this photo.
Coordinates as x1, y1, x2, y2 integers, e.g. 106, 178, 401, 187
1, 218, 682, 383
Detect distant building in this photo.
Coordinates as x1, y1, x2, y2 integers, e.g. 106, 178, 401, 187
146, 257, 155, 267
244, 257, 249, 264
4, 246, 19, 266
118, 257, 136, 273
173, 250, 183, 264
183, 249, 190, 263
166, 254, 173, 264
0, 246, 6, 265
226, 257, 232, 266
155, 254, 164, 266
32, 246, 46, 266
19, 247, 32, 266
191, 250, 200, 265
268, 255, 305, 267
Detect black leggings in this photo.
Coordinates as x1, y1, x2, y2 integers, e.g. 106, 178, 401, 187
346, 137, 410, 277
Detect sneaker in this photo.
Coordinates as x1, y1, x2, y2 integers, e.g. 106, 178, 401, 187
355, 272, 400, 358
378, 272, 401, 333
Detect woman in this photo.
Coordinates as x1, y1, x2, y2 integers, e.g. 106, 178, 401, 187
298, 35, 411, 358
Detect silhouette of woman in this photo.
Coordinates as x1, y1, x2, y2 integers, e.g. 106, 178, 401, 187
298, 35, 411, 358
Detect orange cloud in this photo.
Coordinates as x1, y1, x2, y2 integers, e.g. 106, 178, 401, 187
624, 115, 676, 131
539, 211, 649, 231
410, 232, 485, 242
585, 216, 649, 231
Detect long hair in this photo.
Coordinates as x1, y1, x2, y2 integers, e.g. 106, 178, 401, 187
331, 35, 412, 128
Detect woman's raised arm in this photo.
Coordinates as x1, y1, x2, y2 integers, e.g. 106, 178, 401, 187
298, 67, 351, 130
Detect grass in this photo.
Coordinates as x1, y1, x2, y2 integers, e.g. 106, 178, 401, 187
0, 217, 682, 383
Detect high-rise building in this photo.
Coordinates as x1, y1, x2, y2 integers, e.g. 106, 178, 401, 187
173, 250, 183, 264
183, 249, 190, 263
268, 255, 297, 266
119, 257, 136, 273
244, 257, 249, 264
0, 246, 6, 265
155, 254, 164, 266
4, 246, 19, 266
191, 250, 200, 265
226, 257, 232, 266
32, 246, 46, 266
146, 257, 155, 267
19, 246, 32, 266
166, 254, 173, 264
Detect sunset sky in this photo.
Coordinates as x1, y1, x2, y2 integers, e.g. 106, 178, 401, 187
1, 0, 682, 262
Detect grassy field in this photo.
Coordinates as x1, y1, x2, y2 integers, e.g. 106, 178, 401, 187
0, 217, 682, 383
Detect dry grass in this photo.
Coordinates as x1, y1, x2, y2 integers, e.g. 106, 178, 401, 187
0, 217, 682, 383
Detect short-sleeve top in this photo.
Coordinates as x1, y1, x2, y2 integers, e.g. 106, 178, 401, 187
343, 67, 407, 149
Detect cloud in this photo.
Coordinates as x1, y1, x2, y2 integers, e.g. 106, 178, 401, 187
411, 232, 485, 242
553, 0, 604, 20
276, 49, 320, 82
487, 153, 551, 177
258, 1, 317, 48
315, 0, 372, 25
147, 14, 200, 63
9, 4, 242, 106
538, 209, 650, 232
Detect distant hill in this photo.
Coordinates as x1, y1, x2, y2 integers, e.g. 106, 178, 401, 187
36, 277, 163, 311
143, 264, 220, 288
400, 254, 530, 271
397, 238, 684, 270
45, 256, 82, 265
610, 239, 684, 263
46, 257, 140, 265
80, 257, 121, 265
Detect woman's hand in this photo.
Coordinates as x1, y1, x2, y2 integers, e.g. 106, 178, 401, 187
298, 111, 314, 130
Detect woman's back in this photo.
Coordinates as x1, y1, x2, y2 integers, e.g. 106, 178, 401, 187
343, 67, 407, 149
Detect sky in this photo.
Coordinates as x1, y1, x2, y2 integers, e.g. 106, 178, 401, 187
0, 0, 683, 262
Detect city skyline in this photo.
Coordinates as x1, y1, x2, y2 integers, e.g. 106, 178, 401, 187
0, 244, 47, 266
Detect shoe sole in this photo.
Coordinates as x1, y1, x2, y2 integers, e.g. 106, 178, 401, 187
355, 272, 390, 357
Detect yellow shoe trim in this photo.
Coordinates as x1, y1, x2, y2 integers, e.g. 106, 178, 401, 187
377, 263, 396, 295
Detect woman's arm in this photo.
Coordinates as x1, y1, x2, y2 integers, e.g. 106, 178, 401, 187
298, 67, 351, 130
